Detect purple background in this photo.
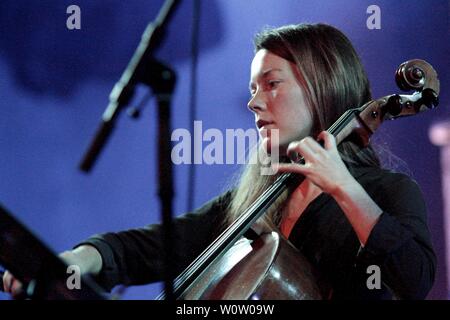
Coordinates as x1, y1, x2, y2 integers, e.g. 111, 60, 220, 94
0, 0, 448, 299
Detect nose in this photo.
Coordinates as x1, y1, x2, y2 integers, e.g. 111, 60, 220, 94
247, 91, 266, 113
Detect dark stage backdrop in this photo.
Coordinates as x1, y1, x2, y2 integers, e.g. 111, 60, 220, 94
0, 0, 448, 299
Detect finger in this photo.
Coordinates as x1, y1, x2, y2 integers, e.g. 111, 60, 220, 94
272, 162, 311, 175
318, 131, 336, 150
287, 139, 315, 162
3, 271, 12, 292
286, 141, 303, 162
302, 136, 326, 153
10, 279, 23, 298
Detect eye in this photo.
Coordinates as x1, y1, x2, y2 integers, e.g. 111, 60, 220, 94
267, 80, 281, 90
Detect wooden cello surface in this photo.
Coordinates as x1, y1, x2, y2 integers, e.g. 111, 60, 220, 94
181, 231, 330, 300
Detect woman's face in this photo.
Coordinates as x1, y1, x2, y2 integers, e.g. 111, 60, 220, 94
248, 49, 313, 154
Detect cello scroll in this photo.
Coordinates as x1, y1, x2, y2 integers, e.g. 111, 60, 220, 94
350, 59, 440, 146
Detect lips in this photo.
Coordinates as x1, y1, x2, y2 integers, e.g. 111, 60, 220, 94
256, 119, 274, 129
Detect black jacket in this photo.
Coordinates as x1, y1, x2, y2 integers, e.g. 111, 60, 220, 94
78, 166, 436, 299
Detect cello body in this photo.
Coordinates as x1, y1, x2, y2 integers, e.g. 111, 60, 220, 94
181, 231, 330, 300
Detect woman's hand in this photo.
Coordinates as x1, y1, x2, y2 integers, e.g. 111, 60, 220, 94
2, 270, 24, 299
273, 131, 383, 245
2, 245, 102, 299
274, 131, 356, 195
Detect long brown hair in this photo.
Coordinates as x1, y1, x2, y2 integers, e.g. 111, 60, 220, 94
225, 23, 380, 228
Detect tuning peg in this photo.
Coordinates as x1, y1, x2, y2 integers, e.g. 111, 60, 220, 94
385, 94, 403, 116
421, 88, 439, 108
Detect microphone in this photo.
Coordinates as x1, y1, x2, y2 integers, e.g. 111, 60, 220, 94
78, 0, 180, 172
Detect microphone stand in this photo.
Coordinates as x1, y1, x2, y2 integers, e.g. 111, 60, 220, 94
79, 0, 180, 301
143, 59, 176, 302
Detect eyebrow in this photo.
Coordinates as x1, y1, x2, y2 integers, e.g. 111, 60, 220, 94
261, 68, 283, 77
249, 68, 283, 90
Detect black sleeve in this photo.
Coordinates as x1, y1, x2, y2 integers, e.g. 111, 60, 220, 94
75, 191, 231, 291
355, 173, 436, 299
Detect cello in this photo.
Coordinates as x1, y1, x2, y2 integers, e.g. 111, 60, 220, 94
158, 59, 440, 300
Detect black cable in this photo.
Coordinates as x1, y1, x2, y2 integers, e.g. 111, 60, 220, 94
0, 271, 4, 292
187, 0, 201, 212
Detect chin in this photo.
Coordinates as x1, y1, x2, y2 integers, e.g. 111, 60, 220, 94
261, 138, 287, 161
260, 138, 270, 153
